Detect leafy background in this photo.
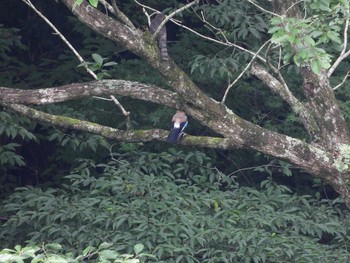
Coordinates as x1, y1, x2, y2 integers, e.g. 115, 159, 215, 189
1, 0, 350, 262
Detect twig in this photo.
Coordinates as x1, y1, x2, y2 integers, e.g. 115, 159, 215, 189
172, 19, 266, 63
328, 17, 350, 77
341, 19, 349, 57
227, 163, 297, 177
21, 0, 132, 129
135, 0, 266, 63
200, 10, 230, 44
21, 0, 98, 80
265, 44, 290, 92
134, 0, 158, 13
221, 40, 270, 103
110, 0, 135, 29
152, 0, 200, 37
333, 71, 350, 90
246, 0, 281, 17
110, 95, 131, 130
99, 0, 114, 14
284, 0, 304, 16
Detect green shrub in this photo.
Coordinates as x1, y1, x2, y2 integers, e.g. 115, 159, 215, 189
1, 150, 349, 262
0, 242, 151, 263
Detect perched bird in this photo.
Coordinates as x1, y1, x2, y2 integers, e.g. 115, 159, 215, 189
166, 111, 188, 143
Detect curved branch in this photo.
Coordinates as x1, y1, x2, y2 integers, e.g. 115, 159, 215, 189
1, 103, 233, 150
0, 80, 178, 108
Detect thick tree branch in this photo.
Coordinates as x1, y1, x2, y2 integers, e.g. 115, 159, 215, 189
300, 66, 350, 148
1, 103, 234, 150
0, 80, 178, 108
1, 100, 338, 186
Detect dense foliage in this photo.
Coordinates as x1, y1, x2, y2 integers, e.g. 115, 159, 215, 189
0, 243, 149, 263
2, 0, 350, 262
1, 150, 350, 262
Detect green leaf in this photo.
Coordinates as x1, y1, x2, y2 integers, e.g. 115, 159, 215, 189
92, 53, 103, 65
99, 242, 112, 250
133, 243, 144, 255
103, 61, 118, 67
89, 0, 99, 8
311, 59, 321, 75
326, 31, 341, 44
45, 243, 62, 251
99, 249, 120, 260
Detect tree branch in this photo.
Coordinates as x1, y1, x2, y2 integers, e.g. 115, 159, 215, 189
0, 80, 178, 108
109, 0, 136, 29
1, 102, 234, 150
152, 0, 199, 37
222, 41, 270, 103
328, 17, 350, 77
247, 0, 281, 17
21, 0, 97, 80
250, 63, 319, 137
333, 71, 350, 91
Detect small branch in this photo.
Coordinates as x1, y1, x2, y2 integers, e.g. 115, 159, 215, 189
333, 71, 350, 90
135, 0, 266, 63
221, 40, 270, 103
110, 95, 131, 130
21, 0, 98, 80
110, 0, 135, 29
227, 163, 298, 177
265, 44, 290, 91
134, 0, 159, 13
99, 0, 114, 14
171, 19, 266, 63
22, 0, 134, 127
284, 0, 304, 16
328, 17, 350, 77
153, 0, 200, 37
92, 95, 131, 130
340, 18, 349, 57
246, 0, 281, 17
328, 47, 350, 78
199, 10, 230, 44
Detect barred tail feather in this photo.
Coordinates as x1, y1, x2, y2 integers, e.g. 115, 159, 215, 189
158, 40, 169, 61
150, 13, 169, 61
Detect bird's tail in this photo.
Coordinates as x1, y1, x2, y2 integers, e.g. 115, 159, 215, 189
158, 35, 169, 61
166, 122, 188, 143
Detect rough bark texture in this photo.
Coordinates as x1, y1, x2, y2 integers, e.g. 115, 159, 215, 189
2, 0, 350, 208
0, 80, 178, 108
300, 66, 350, 148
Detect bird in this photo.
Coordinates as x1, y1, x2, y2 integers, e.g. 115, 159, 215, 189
166, 111, 188, 143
